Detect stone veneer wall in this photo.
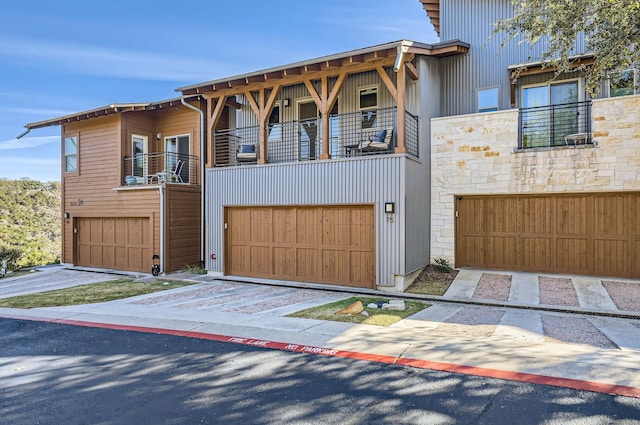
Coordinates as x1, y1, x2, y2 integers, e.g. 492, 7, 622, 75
430, 94, 640, 264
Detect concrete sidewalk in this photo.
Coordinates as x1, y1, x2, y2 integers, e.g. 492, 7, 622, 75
1, 267, 640, 397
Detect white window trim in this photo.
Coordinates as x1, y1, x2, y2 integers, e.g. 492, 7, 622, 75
477, 86, 500, 113
357, 84, 379, 111
64, 135, 79, 174
131, 134, 148, 181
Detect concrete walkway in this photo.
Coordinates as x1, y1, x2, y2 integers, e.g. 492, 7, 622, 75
1, 267, 640, 397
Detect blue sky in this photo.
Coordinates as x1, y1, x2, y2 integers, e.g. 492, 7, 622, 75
0, 0, 437, 182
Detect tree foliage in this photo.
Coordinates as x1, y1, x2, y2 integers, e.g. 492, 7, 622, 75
0, 179, 61, 270
494, 0, 640, 96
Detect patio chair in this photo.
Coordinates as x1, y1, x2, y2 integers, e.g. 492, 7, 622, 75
169, 159, 184, 183
361, 127, 394, 153
237, 144, 258, 162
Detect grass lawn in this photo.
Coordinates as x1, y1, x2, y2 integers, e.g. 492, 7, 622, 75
287, 296, 429, 326
0, 278, 195, 309
406, 265, 459, 296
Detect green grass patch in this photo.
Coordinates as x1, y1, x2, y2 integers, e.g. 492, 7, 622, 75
287, 296, 429, 326
0, 278, 195, 309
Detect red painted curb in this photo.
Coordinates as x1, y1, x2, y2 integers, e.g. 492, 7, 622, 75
2, 312, 640, 399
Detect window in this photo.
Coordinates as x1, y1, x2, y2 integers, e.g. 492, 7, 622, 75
520, 80, 587, 148
132, 135, 148, 178
478, 88, 499, 113
609, 69, 636, 97
359, 86, 378, 129
64, 135, 78, 173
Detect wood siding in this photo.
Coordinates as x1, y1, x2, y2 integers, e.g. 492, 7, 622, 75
225, 205, 375, 288
165, 185, 201, 271
455, 193, 640, 278
62, 116, 161, 269
62, 106, 203, 273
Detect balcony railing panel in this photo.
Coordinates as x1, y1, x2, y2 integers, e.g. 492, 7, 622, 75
519, 101, 592, 149
123, 152, 199, 186
212, 107, 419, 167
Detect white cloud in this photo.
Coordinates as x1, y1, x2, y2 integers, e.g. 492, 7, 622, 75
0, 136, 59, 151
0, 107, 73, 116
0, 37, 225, 82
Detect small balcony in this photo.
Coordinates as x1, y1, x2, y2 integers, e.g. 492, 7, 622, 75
122, 152, 199, 186
519, 101, 592, 149
212, 107, 419, 167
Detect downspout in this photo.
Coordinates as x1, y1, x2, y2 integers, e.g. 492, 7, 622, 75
159, 185, 165, 273
16, 128, 31, 139
180, 96, 206, 269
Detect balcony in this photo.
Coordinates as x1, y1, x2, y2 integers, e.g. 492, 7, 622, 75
212, 107, 419, 167
122, 152, 199, 186
519, 101, 592, 149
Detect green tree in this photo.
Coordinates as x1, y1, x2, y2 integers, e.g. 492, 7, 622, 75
494, 0, 640, 96
0, 180, 61, 270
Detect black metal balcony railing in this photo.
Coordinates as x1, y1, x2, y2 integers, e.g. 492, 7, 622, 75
518, 101, 592, 149
123, 152, 199, 185
212, 107, 419, 167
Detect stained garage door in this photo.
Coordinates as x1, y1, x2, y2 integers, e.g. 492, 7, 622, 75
225, 206, 375, 288
455, 193, 640, 278
76, 217, 152, 272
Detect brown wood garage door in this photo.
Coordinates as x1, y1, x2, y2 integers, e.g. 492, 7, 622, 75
76, 217, 152, 272
455, 193, 640, 278
225, 206, 375, 288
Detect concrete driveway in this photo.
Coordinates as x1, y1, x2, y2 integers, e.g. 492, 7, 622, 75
0, 266, 125, 299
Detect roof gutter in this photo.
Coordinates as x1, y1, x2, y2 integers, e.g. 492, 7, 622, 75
16, 128, 31, 139
180, 96, 206, 269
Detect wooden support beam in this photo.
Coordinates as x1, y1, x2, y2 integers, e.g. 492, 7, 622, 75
303, 80, 323, 110
320, 76, 330, 159
246, 90, 260, 118
326, 72, 346, 112
376, 66, 397, 101
406, 61, 419, 81
208, 96, 228, 168
225, 97, 242, 109
395, 63, 407, 154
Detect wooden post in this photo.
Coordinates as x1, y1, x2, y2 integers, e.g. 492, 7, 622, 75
395, 62, 407, 154
320, 77, 330, 159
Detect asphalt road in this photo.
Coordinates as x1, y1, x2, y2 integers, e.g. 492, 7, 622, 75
1, 318, 639, 425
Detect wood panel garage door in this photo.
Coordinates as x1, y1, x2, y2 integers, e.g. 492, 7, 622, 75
76, 217, 152, 272
455, 193, 640, 278
225, 206, 375, 288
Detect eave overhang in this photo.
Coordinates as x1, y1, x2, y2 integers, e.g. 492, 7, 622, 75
23, 96, 201, 130
176, 39, 469, 96
419, 0, 440, 37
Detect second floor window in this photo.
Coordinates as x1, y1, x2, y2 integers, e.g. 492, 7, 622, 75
359, 86, 378, 129
64, 136, 78, 173
478, 88, 499, 113
609, 69, 637, 97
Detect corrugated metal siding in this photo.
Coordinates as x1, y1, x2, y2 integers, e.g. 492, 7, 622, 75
402, 56, 440, 274
206, 156, 409, 286
440, 0, 588, 116
340, 69, 396, 113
